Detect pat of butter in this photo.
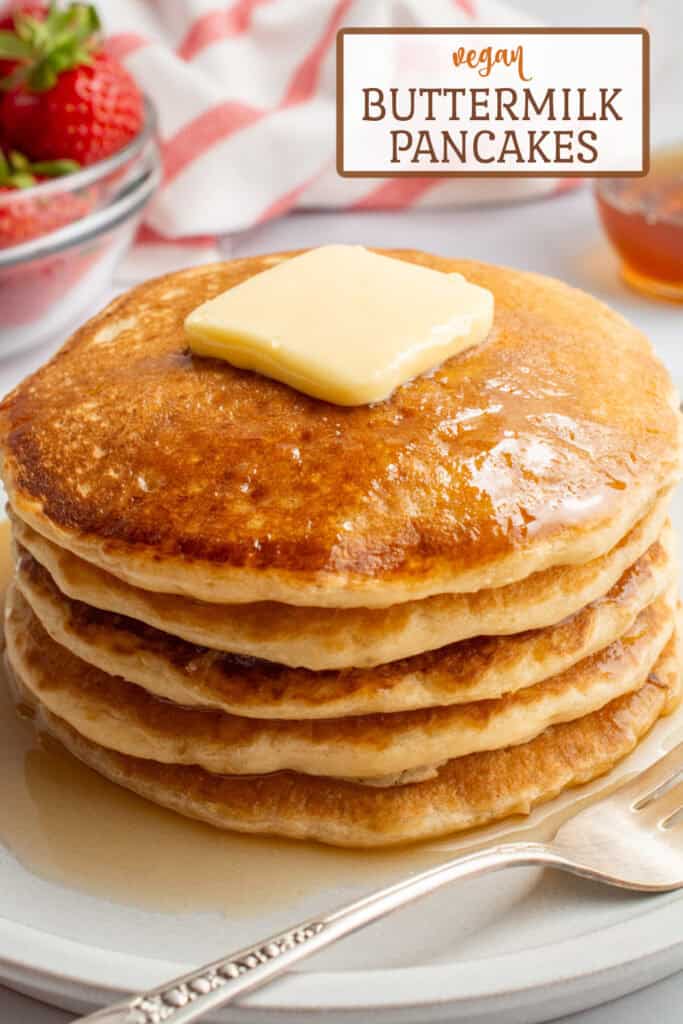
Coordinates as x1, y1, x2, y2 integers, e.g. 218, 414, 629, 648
185, 246, 494, 406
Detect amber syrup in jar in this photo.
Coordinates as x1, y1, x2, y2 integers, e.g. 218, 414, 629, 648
595, 145, 683, 301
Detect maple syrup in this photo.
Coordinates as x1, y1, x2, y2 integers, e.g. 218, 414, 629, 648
595, 144, 683, 300
0, 518, 680, 917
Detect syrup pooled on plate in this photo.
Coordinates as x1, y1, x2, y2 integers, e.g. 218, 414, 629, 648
0, 517, 680, 916
596, 145, 683, 300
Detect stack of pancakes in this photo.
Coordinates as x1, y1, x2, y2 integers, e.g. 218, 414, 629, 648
1, 252, 681, 848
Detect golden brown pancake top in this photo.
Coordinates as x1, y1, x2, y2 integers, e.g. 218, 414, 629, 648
0, 252, 679, 583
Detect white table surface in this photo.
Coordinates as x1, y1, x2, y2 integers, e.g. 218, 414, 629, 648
1, 185, 682, 1022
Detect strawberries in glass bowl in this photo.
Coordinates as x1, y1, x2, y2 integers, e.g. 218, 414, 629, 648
0, 2, 159, 354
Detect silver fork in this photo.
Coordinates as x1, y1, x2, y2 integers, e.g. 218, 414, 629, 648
78, 741, 683, 1024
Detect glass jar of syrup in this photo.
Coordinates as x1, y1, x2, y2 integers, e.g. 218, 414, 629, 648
595, 145, 683, 301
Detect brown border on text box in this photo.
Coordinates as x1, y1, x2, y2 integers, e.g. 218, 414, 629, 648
336, 27, 649, 179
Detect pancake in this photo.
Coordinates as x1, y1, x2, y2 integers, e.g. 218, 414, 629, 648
16, 627, 682, 846
15, 525, 678, 718
1, 253, 680, 609
7, 584, 676, 781
11, 494, 671, 669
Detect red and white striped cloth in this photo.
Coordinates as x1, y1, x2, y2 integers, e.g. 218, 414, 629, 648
98, 0, 576, 278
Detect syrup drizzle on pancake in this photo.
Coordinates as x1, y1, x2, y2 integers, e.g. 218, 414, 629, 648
2, 255, 679, 607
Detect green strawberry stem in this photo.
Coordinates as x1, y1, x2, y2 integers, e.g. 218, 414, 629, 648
0, 2, 100, 91
0, 147, 79, 186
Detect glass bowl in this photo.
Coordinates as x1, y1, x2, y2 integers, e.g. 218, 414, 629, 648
594, 146, 683, 302
0, 99, 160, 356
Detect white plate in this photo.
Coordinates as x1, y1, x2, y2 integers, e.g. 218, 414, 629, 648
2, 493, 683, 1024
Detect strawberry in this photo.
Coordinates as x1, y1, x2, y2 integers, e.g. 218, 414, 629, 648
0, 185, 91, 247
0, 144, 100, 326
0, 3, 143, 165
0, 1, 47, 30
0, 147, 90, 247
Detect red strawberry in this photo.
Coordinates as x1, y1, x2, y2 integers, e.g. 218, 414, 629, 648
0, 3, 143, 165
0, 147, 89, 247
0, 2, 47, 82
0, 185, 90, 246
0, 1, 47, 30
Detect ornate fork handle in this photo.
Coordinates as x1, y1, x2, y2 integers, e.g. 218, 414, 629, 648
78, 842, 561, 1024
